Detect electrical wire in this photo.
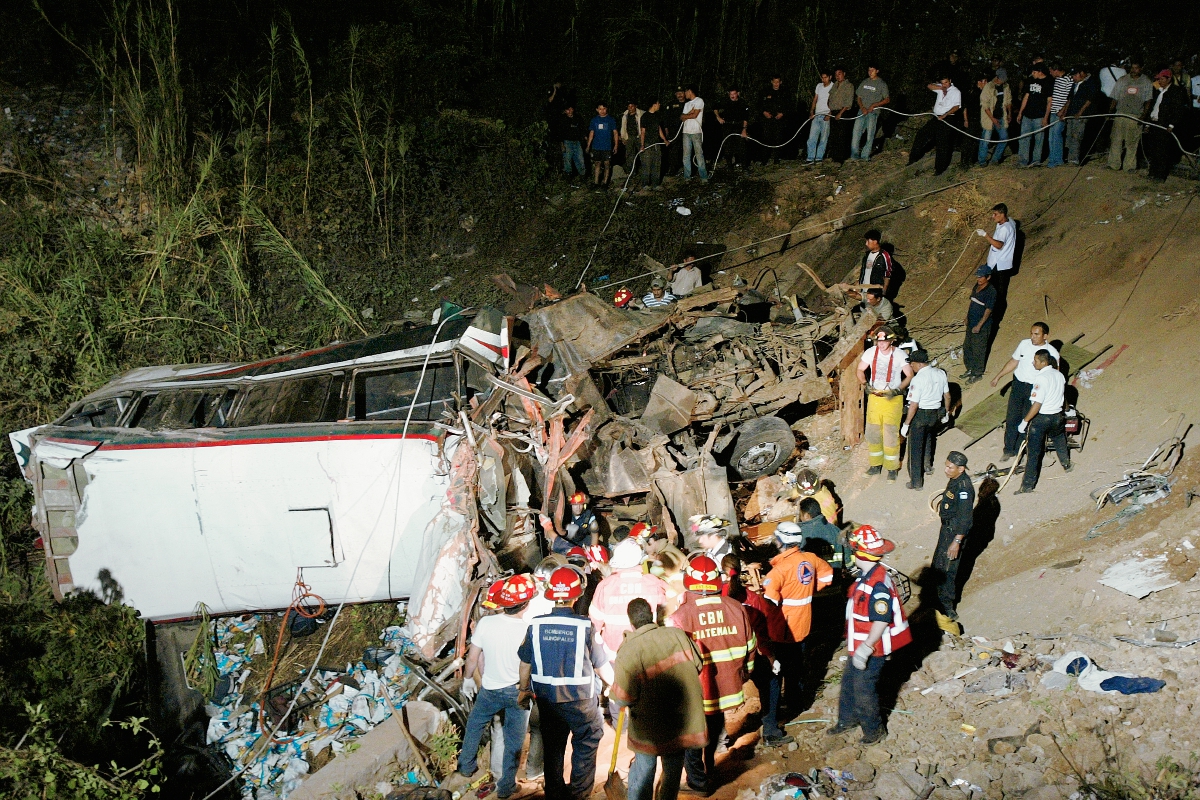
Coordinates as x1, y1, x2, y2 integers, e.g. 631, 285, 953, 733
198, 308, 474, 800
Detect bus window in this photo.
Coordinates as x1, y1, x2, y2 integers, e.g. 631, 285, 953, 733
355, 362, 457, 422
128, 390, 232, 430
58, 396, 131, 428
228, 374, 346, 427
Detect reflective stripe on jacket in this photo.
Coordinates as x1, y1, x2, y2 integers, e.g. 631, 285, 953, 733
669, 593, 756, 713
845, 563, 911, 657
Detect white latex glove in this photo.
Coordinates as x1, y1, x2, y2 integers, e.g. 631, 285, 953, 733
975, 228, 988, 237
900, 422, 910, 437
1018, 419, 1028, 434
461, 677, 478, 701
941, 413, 950, 424
772, 660, 782, 675
852, 642, 874, 670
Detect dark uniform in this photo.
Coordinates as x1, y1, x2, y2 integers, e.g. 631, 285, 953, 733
760, 86, 788, 164
714, 95, 750, 168
663, 92, 686, 176
932, 470, 974, 620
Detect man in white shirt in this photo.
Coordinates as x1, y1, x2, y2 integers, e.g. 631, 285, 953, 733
680, 86, 709, 181
899, 350, 950, 491
856, 328, 913, 482
990, 322, 1059, 460
670, 254, 704, 297
806, 70, 834, 163
906, 75, 963, 176
458, 575, 537, 798
975, 202, 1017, 297
1014, 350, 1072, 494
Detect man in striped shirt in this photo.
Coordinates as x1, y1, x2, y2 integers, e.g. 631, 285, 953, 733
642, 276, 677, 308
1046, 64, 1074, 167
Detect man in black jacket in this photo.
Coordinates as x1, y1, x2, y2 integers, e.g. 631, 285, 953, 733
760, 77, 788, 164
932, 451, 974, 634
1145, 68, 1189, 181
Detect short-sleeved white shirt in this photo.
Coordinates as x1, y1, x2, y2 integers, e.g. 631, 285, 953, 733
932, 85, 962, 116
1030, 365, 1066, 415
683, 98, 705, 134
987, 219, 1017, 272
471, 613, 532, 689
1012, 339, 1060, 384
1191, 75, 1200, 109
859, 345, 909, 391
671, 266, 703, 297
906, 365, 949, 409
813, 82, 833, 116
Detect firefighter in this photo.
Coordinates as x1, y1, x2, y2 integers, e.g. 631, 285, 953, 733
589, 540, 670, 662
518, 567, 614, 800
692, 514, 733, 562
762, 522, 833, 718
668, 555, 756, 795
789, 468, 840, 525
933, 452, 974, 635
856, 328, 914, 482
828, 525, 911, 745
542, 492, 600, 555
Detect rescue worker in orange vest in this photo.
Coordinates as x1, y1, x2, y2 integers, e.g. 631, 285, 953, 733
589, 539, 670, 662
761, 521, 833, 721
828, 525, 911, 745
669, 555, 756, 795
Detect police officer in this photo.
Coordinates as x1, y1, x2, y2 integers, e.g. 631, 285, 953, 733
664, 88, 687, 176
827, 525, 911, 745
518, 567, 615, 800
713, 88, 751, 170
899, 349, 951, 491
760, 76, 788, 164
933, 451, 974, 635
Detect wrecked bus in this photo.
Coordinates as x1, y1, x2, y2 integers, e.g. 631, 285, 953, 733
9, 309, 510, 622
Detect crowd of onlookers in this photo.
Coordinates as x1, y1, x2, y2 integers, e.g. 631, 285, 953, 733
544, 52, 1199, 187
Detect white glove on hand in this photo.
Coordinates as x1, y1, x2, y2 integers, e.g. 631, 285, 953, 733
461, 677, 478, 701
975, 228, 988, 237
941, 413, 950, 424
1018, 420, 1028, 434
772, 660, 782, 675
900, 422, 910, 437
852, 642, 874, 671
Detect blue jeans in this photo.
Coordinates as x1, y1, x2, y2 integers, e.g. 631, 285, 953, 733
850, 111, 879, 160
628, 750, 685, 800
1018, 116, 1045, 166
682, 133, 708, 180
978, 127, 1009, 164
459, 686, 530, 796
562, 140, 584, 176
539, 697, 603, 800
806, 116, 830, 161
1046, 116, 1065, 166
836, 654, 887, 738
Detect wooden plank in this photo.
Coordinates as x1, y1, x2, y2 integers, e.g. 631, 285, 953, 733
840, 339, 866, 446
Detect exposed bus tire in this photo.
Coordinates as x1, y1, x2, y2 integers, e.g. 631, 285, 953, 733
727, 416, 797, 480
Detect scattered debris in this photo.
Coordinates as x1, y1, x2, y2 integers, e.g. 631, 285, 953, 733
1099, 555, 1181, 598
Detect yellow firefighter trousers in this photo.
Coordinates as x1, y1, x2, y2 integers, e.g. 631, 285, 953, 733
865, 394, 904, 470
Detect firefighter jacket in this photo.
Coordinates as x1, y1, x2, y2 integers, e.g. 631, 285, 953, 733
610, 623, 708, 755
668, 593, 756, 713
589, 568, 670, 658
763, 548, 834, 642
845, 563, 911, 657
518, 608, 609, 703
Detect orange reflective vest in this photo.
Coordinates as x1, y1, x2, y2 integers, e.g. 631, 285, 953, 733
763, 548, 834, 642
845, 563, 911, 657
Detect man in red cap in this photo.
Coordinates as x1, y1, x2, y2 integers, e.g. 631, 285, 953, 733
457, 574, 538, 798
828, 526, 911, 745
668, 555, 756, 795
542, 492, 600, 555
1145, 68, 1188, 181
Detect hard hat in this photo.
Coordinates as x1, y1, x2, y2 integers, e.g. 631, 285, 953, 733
629, 521, 658, 541
568, 491, 588, 505
683, 554, 722, 595
564, 546, 589, 570
613, 287, 634, 308
774, 521, 804, 547
689, 514, 730, 536
610, 539, 644, 570
481, 577, 507, 610
544, 566, 585, 601
584, 544, 609, 565
498, 574, 538, 606
534, 554, 568, 582
849, 524, 895, 559
794, 469, 819, 495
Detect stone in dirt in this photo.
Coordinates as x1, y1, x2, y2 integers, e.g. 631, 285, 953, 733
872, 770, 921, 800
847, 760, 875, 782
864, 745, 893, 766
826, 745, 861, 769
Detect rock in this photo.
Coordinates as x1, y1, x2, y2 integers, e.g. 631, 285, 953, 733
954, 761, 994, 789
848, 761, 876, 783
872, 771, 920, 800
991, 741, 1015, 755
864, 745, 893, 766
1000, 764, 1043, 794
930, 790, 962, 800
787, 741, 798, 751
827, 746, 861, 769
1024, 784, 1077, 800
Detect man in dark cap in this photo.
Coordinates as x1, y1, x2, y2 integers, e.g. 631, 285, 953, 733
962, 265, 996, 383
932, 452, 974, 634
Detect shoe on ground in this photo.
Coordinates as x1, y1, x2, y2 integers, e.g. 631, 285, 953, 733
924, 465, 934, 475
763, 733, 796, 747
826, 723, 856, 736
1014, 486, 1034, 494
1063, 462, 1074, 473
887, 470, 898, 483
905, 481, 923, 490
934, 610, 961, 635
680, 783, 713, 796
860, 729, 887, 745
1000, 452, 1014, 462
866, 465, 882, 476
